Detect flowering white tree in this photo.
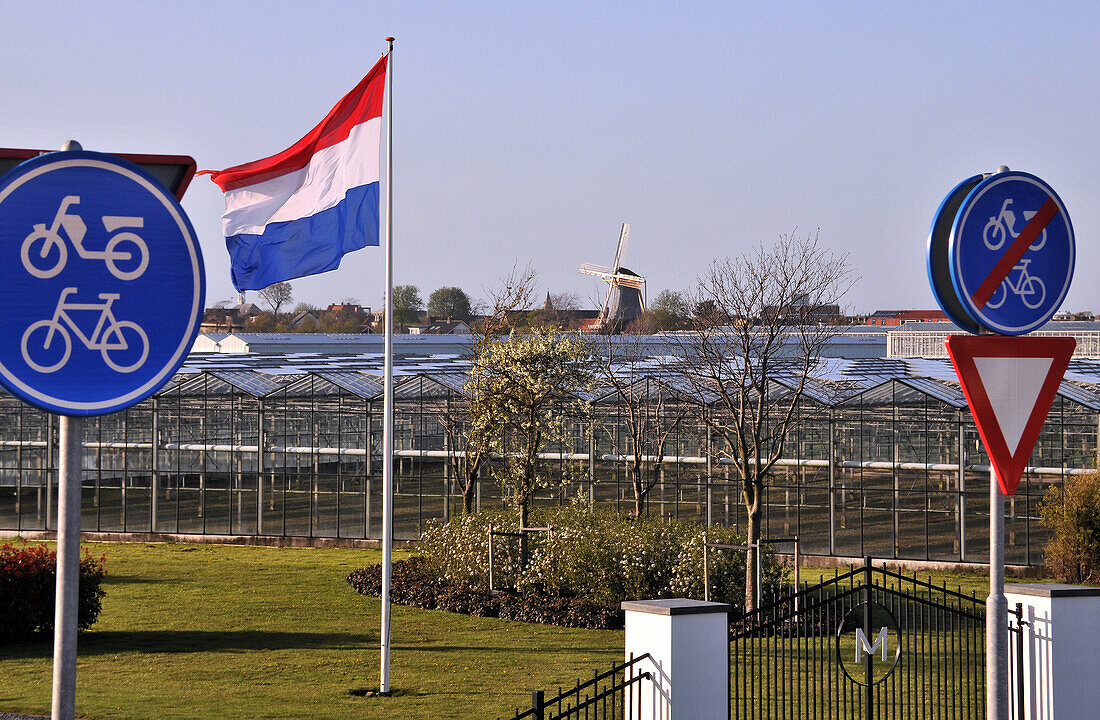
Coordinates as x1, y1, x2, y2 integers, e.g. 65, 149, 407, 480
438, 265, 538, 513
469, 325, 597, 556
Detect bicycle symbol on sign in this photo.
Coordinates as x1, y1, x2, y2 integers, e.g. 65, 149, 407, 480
986, 259, 1045, 310
21, 287, 149, 374
21, 196, 149, 280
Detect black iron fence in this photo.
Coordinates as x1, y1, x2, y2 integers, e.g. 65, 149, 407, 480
729, 558, 1016, 719
501, 561, 1028, 720
500, 653, 651, 720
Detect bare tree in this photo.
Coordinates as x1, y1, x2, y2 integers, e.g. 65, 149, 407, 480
258, 281, 293, 320
596, 334, 687, 516
678, 230, 854, 611
477, 263, 539, 337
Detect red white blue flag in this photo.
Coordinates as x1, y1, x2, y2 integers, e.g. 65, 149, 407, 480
206, 55, 387, 291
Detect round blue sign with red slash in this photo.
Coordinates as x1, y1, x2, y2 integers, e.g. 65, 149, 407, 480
0, 151, 205, 416
948, 171, 1074, 335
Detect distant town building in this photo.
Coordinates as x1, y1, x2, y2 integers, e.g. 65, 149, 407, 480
865, 309, 948, 326
199, 301, 262, 333
409, 319, 472, 335
290, 310, 320, 330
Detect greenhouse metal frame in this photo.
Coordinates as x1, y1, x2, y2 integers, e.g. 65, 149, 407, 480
2, 353, 1098, 567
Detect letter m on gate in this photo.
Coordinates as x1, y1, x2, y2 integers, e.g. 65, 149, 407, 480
854, 627, 889, 662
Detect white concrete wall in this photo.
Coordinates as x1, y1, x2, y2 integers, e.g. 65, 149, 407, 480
1006, 584, 1100, 720
623, 599, 730, 720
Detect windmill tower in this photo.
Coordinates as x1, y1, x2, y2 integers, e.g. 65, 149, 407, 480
579, 223, 646, 332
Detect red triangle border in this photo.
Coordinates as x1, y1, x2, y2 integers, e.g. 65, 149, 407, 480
945, 335, 1076, 495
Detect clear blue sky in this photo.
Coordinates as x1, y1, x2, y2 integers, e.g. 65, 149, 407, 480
4, 1, 1099, 314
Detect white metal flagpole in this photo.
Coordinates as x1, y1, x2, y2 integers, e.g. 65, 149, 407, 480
380, 35, 395, 697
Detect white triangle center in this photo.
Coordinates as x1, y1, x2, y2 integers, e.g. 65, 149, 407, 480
973, 357, 1052, 455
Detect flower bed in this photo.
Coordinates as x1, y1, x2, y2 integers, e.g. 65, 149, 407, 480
348, 506, 783, 629
347, 556, 622, 629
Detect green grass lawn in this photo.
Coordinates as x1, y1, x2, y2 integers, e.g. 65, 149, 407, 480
0, 541, 622, 720
1, 541, 1054, 720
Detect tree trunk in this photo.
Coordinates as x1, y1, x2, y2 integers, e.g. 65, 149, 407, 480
744, 502, 762, 613
632, 463, 644, 517
461, 465, 477, 513
519, 500, 530, 568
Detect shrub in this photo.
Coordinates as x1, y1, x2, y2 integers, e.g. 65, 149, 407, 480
350, 506, 787, 629
1040, 473, 1100, 583
515, 505, 682, 604
0, 543, 107, 641
417, 503, 783, 607
346, 556, 444, 609
417, 510, 520, 589
667, 526, 784, 608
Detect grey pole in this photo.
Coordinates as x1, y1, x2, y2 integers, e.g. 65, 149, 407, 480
587, 417, 596, 505
958, 421, 967, 560
46, 414, 55, 529
987, 467, 1008, 720
151, 398, 159, 532
828, 414, 836, 555
52, 415, 83, 720
257, 404, 265, 534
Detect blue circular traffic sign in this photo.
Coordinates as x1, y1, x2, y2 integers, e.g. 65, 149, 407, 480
0, 151, 205, 415
948, 171, 1074, 335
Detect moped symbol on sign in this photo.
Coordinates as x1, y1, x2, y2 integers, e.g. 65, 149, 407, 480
0, 151, 204, 416
22, 195, 149, 281
948, 171, 1074, 335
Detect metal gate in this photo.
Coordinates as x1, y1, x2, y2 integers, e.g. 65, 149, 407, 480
730, 557, 1020, 719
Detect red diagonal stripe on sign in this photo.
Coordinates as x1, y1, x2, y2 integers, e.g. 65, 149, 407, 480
971, 197, 1059, 309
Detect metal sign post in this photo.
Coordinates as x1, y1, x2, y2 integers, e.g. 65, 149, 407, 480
987, 466, 1007, 720
0, 146, 203, 720
51, 415, 82, 720
945, 332, 1074, 720
928, 166, 1076, 720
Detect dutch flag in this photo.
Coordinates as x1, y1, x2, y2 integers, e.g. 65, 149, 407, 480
206, 55, 387, 291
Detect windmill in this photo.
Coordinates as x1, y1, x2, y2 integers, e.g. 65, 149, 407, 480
579, 223, 646, 332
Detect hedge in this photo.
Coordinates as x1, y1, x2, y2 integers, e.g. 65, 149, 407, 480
416, 505, 782, 608
0, 543, 107, 641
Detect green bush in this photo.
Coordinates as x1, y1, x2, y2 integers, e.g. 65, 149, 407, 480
417, 504, 782, 607
0, 543, 107, 641
1040, 473, 1100, 583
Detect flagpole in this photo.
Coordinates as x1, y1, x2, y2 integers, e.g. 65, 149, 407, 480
380, 35, 395, 697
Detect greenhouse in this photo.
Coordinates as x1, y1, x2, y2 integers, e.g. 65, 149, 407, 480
2, 335, 1099, 567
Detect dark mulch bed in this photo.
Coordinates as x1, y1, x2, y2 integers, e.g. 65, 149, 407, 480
346, 556, 623, 630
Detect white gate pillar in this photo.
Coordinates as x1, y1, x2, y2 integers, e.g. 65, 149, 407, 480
622, 599, 730, 720
1005, 584, 1100, 720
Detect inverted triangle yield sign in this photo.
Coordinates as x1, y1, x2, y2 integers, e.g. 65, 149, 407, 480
945, 335, 1076, 495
